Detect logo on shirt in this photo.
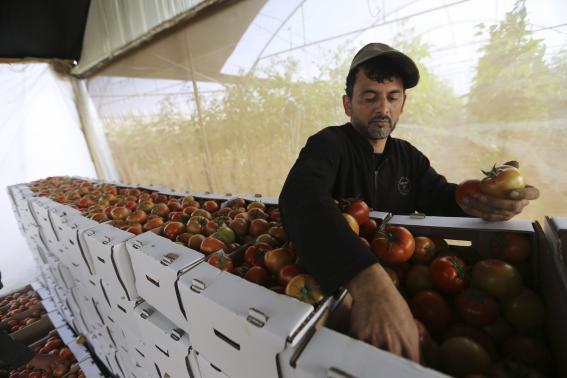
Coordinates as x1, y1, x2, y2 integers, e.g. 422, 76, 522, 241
397, 176, 411, 196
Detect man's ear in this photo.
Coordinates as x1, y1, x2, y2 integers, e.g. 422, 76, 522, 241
400, 93, 407, 113
342, 95, 352, 117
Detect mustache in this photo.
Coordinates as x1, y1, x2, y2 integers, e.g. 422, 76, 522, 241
369, 115, 392, 125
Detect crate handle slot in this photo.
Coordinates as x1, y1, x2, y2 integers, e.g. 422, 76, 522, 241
131, 241, 142, 249
102, 236, 111, 245
97, 256, 105, 264
327, 367, 356, 378
190, 279, 206, 293
213, 329, 240, 350
135, 348, 145, 358
140, 308, 154, 319
170, 328, 185, 341
85, 230, 95, 237
146, 274, 160, 287
155, 344, 169, 357
117, 304, 127, 314
247, 308, 268, 328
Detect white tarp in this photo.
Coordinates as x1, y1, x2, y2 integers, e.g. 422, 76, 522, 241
0, 63, 97, 295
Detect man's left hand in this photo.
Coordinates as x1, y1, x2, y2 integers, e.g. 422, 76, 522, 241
459, 185, 540, 221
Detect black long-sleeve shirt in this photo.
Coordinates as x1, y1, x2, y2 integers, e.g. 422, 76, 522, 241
279, 123, 466, 294
0, 330, 34, 369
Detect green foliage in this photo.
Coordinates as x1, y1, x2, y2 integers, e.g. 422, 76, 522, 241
467, 0, 554, 122
393, 28, 463, 125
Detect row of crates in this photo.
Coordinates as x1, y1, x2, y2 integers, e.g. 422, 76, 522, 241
7, 179, 567, 378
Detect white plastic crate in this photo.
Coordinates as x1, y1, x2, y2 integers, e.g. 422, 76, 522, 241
100, 280, 144, 340
76, 357, 106, 378
177, 262, 320, 378
278, 326, 445, 378
50, 213, 98, 281
125, 231, 204, 330
82, 222, 138, 301
133, 302, 194, 378
192, 350, 229, 378
123, 332, 155, 378
28, 197, 60, 251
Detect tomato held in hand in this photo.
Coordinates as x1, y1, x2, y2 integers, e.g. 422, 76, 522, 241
342, 213, 359, 235
429, 256, 467, 294
344, 200, 370, 226
410, 290, 451, 334
285, 274, 324, 305
480, 164, 525, 198
455, 179, 482, 206
371, 226, 415, 263
455, 289, 499, 327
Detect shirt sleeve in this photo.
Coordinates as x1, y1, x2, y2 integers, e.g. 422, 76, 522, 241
0, 330, 35, 369
413, 150, 468, 217
279, 132, 378, 294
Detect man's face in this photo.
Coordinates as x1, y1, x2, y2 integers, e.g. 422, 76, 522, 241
343, 69, 406, 141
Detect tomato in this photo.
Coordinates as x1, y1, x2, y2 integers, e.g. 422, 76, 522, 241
455, 179, 482, 206
244, 266, 270, 286
411, 236, 436, 264
278, 264, 305, 286
371, 226, 415, 263
244, 242, 273, 267
480, 164, 525, 198
208, 254, 234, 272
443, 324, 498, 360
359, 218, 378, 241
439, 337, 491, 376
502, 335, 552, 374
187, 215, 208, 234
429, 256, 467, 294
410, 291, 451, 334
249, 218, 270, 237
404, 264, 433, 296
59, 347, 73, 360
268, 226, 287, 244
490, 233, 531, 264
285, 274, 324, 305
500, 288, 545, 329
481, 318, 512, 345
344, 200, 370, 226
211, 225, 236, 245
342, 213, 359, 235
203, 200, 219, 213
455, 289, 499, 327
188, 234, 205, 250
228, 218, 249, 239
472, 259, 522, 297
52, 365, 69, 378
203, 220, 219, 236
264, 248, 295, 274
247, 201, 266, 211
255, 233, 279, 247
162, 221, 186, 241
248, 208, 269, 220
200, 237, 228, 255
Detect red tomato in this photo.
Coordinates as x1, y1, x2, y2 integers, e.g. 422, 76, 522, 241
411, 236, 437, 265
345, 200, 370, 225
410, 290, 451, 334
249, 218, 270, 237
439, 337, 491, 376
244, 242, 273, 267
186, 215, 208, 234
208, 254, 234, 272
200, 237, 228, 255
203, 200, 219, 213
443, 324, 498, 360
371, 226, 415, 263
490, 233, 531, 263
278, 264, 305, 286
359, 219, 378, 241
244, 266, 270, 286
480, 164, 525, 198
429, 256, 467, 294
455, 289, 499, 327
455, 179, 482, 206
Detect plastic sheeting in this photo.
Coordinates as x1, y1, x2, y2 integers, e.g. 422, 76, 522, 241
0, 63, 97, 295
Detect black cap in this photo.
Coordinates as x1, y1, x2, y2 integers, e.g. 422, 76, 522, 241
349, 43, 420, 88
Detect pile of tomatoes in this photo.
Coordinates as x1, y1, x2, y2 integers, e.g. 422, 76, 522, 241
0, 290, 45, 333
0, 335, 78, 378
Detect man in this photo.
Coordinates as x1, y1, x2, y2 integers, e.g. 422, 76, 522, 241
278, 43, 539, 362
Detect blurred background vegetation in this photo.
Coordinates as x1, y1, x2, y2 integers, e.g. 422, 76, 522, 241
99, 0, 566, 221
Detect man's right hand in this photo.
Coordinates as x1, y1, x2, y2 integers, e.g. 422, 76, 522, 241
346, 263, 420, 362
